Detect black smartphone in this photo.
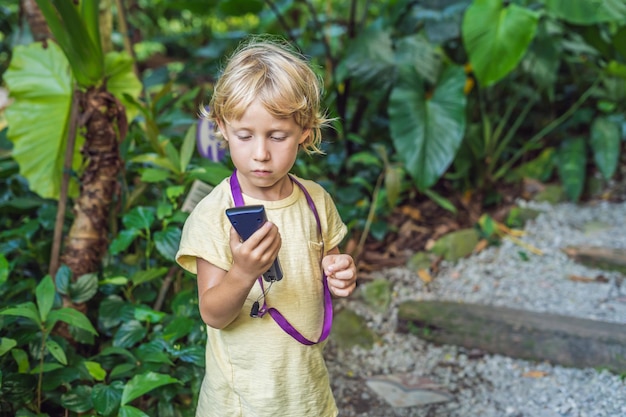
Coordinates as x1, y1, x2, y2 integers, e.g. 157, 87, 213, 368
225, 205, 283, 282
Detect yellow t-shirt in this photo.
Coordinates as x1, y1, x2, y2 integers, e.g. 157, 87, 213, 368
176, 175, 347, 417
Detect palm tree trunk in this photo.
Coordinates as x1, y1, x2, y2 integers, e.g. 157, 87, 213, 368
61, 85, 127, 278
21, 0, 52, 43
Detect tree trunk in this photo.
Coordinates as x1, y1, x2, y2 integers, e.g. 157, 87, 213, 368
21, 0, 52, 43
397, 300, 626, 373
61, 85, 127, 278
562, 245, 626, 274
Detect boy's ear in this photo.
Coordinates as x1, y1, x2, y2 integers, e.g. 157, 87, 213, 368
298, 128, 311, 145
216, 120, 228, 141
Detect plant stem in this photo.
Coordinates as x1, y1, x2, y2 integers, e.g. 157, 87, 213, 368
354, 172, 383, 260
494, 78, 601, 179
37, 331, 46, 413
49, 89, 80, 277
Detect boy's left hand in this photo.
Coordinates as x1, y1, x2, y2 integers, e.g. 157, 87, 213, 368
322, 253, 357, 297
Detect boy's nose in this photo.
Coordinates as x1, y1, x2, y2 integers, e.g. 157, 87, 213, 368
253, 139, 270, 161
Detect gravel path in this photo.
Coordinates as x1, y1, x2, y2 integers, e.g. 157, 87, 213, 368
326, 200, 626, 417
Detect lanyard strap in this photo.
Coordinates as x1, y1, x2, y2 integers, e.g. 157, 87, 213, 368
229, 170, 333, 345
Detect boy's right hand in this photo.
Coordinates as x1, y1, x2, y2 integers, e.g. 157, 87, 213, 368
229, 221, 281, 283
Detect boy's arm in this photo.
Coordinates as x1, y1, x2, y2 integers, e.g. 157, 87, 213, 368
197, 222, 281, 328
322, 247, 357, 298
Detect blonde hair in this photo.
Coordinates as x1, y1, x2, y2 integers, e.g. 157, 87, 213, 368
205, 37, 331, 155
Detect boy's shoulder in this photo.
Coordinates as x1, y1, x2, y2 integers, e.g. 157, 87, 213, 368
290, 175, 330, 197
191, 177, 232, 212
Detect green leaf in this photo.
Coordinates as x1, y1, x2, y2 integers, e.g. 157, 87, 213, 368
463, 0, 539, 86
55, 264, 72, 295
157, 200, 174, 219
140, 168, 170, 183
0, 337, 17, 356
422, 188, 457, 214
42, 0, 104, 85
119, 405, 150, 417
47, 308, 98, 336
0, 254, 8, 285
80, 0, 103, 60
557, 137, 586, 201
11, 348, 30, 373
104, 51, 142, 123
113, 320, 147, 348
99, 276, 129, 286
123, 206, 155, 231
606, 61, 626, 80
336, 23, 396, 89
130, 268, 167, 287
173, 345, 206, 364
1, 373, 36, 404
69, 273, 98, 304
613, 26, 626, 61
84, 361, 106, 381
92, 381, 123, 416
521, 25, 561, 96
98, 346, 137, 362
30, 362, 64, 374
36, 276, 55, 322
590, 117, 621, 180
130, 153, 180, 173
166, 185, 186, 201
394, 34, 442, 85
347, 151, 383, 169
162, 316, 195, 342
61, 384, 93, 413
545, 0, 626, 24
34, 0, 77, 64
4, 42, 77, 199
135, 341, 173, 366
478, 214, 497, 237
154, 227, 182, 261
121, 372, 179, 405
180, 124, 197, 173
39, 365, 81, 391
388, 65, 467, 190
163, 140, 182, 175
45, 339, 67, 365
111, 363, 137, 380
509, 147, 556, 182
384, 165, 403, 209
99, 296, 133, 329
133, 306, 166, 323
109, 229, 140, 255
0, 302, 41, 326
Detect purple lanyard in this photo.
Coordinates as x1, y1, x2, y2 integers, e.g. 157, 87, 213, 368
229, 170, 333, 345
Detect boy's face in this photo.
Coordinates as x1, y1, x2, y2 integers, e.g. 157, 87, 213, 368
218, 99, 309, 201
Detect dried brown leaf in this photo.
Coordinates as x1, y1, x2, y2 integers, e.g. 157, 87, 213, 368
522, 370, 549, 378
417, 268, 433, 284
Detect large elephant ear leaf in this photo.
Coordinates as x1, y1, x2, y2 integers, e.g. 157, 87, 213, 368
335, 22, 396, 90
462, 0, 539, 87
388, 65, 467, 191
4, 42, 81, 199
544, 0, 626, 25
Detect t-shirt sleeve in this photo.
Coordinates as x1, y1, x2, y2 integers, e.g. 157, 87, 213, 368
176, 185, 233, 275
320, 187, 348, 253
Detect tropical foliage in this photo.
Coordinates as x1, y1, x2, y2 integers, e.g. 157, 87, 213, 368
0, 0, 624, 415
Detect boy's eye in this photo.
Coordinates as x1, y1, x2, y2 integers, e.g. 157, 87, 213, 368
271, 136, 287, 141
236, 135, 252, 140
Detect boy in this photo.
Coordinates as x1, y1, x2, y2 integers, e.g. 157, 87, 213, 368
176, 37, 356, 416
